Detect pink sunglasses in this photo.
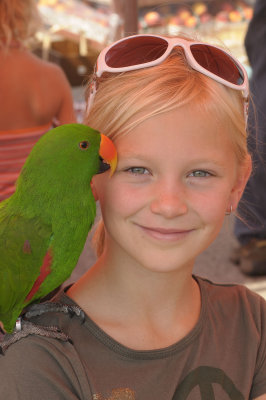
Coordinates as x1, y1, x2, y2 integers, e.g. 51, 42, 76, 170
88, 34, 249, 122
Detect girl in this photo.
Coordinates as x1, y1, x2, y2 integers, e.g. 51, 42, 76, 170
0, 34, 265, 400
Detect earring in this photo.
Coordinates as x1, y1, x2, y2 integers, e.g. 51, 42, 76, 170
225, 205, 233, 215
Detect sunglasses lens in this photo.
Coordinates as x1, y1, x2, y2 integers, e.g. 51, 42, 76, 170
190, 44, 244, 85
105, 36, 168, 68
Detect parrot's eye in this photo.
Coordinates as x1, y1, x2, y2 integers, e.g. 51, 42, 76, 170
79, 141, 90, 150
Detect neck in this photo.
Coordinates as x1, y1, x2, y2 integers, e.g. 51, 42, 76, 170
68, 249, 201, 350
104, 254, 197, 308
70, 248, 200, 324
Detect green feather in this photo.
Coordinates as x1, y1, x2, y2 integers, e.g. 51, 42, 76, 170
0, 124, 103, 333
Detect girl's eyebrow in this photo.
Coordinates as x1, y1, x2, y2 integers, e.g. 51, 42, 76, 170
118, 152, 148, 161
190, 159, 231, 169
120, 153, 227, 167
187, 158, 224, 165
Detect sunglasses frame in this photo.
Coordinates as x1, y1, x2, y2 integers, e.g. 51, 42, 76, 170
88, 34, 249, 122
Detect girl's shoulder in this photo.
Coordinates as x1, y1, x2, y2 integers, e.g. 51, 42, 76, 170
0, 292, 91, 398
197, 274, 265, 301
0, 290, 84, 354
0, 308, 90, 399
196, 275, 266, 328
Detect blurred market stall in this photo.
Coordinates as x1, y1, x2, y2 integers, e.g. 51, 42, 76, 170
35, 0, 121, 87
35, 0, 254, 76
34, 0, 254, 121
138, 0, 254, 65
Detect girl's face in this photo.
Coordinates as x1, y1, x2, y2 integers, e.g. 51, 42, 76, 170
92, 105, 250, 274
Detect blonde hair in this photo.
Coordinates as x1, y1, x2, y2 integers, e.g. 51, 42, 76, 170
84, 36, 249, 257
0, 0, 42, 49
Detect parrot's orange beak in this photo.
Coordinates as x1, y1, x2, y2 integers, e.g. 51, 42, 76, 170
99, 133, 117, 176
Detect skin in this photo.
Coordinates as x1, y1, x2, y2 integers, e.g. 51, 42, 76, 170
0, 48, 76, 129
68, 105, 251, 353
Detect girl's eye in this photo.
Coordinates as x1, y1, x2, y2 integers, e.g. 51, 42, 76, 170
189, 170, 211, 178
126, 167, 149, 175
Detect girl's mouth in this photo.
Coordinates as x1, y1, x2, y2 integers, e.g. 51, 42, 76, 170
136, 224, 194, 242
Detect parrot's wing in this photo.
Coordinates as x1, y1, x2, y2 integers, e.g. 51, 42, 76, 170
0, 214, 52, 330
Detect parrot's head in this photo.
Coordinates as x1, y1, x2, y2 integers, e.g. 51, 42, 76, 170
15, 124, 117, 203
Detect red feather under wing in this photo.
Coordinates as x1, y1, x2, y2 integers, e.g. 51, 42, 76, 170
25, 248, 53, 302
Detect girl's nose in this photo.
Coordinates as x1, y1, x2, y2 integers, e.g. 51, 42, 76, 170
150, 184, 188, 218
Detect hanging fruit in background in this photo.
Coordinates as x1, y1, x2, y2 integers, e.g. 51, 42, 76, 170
220, 2, 235, 12
192, 2, 207, 16
144, 11, 162, 27
184, 15, 198, 28
215, 11, 229, 23
172, 7, 197, 27
141, 0, 253, 32
242, 6, 253, 20
237, 1, 253, 21
228, 9, 243, 22
177, 8, 192, 23
199, 12, 212, 24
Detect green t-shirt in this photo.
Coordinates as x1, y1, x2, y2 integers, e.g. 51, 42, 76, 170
0, 276, 266, 399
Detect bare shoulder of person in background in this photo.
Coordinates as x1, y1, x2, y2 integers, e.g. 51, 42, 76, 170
32, 53, 77, 125
0, 49, 76, 130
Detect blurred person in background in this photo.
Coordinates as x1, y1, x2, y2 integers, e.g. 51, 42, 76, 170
233, 0, 266, 275
0, 0, 76, 201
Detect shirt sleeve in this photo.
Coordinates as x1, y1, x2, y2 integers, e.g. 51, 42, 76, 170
251, 295, 266, 399
0, 335, 91, 400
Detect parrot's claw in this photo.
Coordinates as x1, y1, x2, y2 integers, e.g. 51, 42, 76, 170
0, 320, 71, 355
24, 302, 85, 323
0, 301, 86, 355
15, 318, 22, 332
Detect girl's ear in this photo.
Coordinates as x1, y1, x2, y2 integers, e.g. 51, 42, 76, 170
90, 178, 99, 201
229, 154, 252, 211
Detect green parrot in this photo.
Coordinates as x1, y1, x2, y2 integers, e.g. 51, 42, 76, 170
0, 123, 117, 333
